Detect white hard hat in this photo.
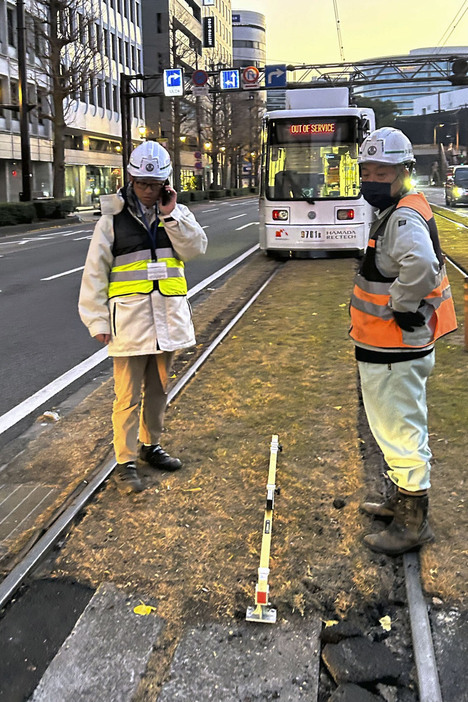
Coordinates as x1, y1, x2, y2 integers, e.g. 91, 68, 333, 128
127, 141, 172, 179
358, 127, 415, 166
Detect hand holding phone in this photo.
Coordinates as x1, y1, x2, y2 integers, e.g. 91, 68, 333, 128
159, 179, 176, 214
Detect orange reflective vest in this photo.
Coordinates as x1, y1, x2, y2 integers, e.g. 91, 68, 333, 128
349, 193, 457, 349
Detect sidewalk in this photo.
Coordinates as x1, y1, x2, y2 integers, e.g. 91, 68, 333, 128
0, 214, 83, 237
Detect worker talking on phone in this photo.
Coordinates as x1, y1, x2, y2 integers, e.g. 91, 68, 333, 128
79, 141, 207, 494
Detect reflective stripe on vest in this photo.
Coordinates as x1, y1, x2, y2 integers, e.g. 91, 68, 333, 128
108, 223, 187, 298
349, 193, 457, 349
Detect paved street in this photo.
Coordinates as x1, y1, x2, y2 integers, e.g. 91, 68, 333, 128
0, 198, 259, 441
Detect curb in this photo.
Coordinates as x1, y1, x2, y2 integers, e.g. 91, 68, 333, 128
0, 215, 83, 238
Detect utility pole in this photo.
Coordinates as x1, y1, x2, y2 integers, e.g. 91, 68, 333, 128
16, 0, 32, 201
120, 74, 132, 184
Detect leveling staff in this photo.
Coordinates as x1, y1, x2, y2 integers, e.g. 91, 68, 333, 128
349, 127, 457, 556
79, 141, 207, 494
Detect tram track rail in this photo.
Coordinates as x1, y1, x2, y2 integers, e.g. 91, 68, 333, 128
0, 266, 281, 612
0, 254, 450, 701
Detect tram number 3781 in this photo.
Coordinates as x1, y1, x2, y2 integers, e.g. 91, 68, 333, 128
301, 230, 322, 239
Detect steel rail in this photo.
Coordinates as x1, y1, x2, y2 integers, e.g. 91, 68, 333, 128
0, 266, 279, 611
404, 553, 443, 702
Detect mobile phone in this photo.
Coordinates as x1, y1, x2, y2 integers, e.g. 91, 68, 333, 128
160, 179, 171, 206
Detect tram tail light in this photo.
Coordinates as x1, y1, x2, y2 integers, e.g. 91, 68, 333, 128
272, 209, 289, 221
337, 208, 355, 220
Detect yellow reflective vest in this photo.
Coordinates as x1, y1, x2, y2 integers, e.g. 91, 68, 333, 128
107, 206, 187, 299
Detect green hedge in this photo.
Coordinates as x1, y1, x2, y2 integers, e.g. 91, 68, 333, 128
189, 190, 209, 201
0, 202, 35, 226
208, 189, 227, 199
177, 192, 191, 204
33, 197, 75, 220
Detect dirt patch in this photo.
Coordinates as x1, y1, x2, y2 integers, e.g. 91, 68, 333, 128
52, 259, 400, 622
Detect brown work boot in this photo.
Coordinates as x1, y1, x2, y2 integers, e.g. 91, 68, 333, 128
363, 492, 434, 556
360, 485, 398, 520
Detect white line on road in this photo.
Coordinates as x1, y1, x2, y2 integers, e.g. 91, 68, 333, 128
202, 226, 210, 229
41, 266, 85, 281
0, 347, 109, 436
228, 213, 247, 220
74, 235, 92, 241
0, 245, 260, 436
235, 221, 259, 230
201, 208, 220, 212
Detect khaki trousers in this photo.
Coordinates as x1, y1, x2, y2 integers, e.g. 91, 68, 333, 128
112, 352, 174, 464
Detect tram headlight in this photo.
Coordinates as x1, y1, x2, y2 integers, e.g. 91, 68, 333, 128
272, 209, 289, 221
454, 187, 464, 198
337, 208, 355, 220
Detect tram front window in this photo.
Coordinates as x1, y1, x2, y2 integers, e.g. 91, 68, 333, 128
266, 117, 360, 201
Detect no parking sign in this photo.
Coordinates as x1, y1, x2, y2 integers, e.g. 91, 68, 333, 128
242, 66, 260, 90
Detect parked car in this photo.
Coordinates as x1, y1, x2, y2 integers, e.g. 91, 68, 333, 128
445, 166, 468, 206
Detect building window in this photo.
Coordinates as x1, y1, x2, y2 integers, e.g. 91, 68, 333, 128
0, 83, 4, 118
113, 84, 119, 112
7, 8, 16, 47
156, 12, 162, 32
105, 81, 112, 110
97, 81, 104, 108
118, 38, 124, 64
10, 81, 19, 107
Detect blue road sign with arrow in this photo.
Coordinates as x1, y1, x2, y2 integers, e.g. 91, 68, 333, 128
164, 68, 184, 96
220, 69, 240, 90
265, 65, 287, 88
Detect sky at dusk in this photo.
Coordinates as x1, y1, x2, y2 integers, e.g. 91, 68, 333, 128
232, 0, 468, 65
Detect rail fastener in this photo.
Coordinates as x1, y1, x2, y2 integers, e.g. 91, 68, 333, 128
246, 434, 282, 624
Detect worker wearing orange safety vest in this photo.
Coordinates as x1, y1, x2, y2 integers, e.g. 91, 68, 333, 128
349, 127, 457, 556
79, 142, 207, 494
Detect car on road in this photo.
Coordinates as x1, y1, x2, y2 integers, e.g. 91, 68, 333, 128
445, 166, 468, 206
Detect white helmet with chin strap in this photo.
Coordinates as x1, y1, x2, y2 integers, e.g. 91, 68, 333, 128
127, 141, 172, 180
358, 127, 415, 167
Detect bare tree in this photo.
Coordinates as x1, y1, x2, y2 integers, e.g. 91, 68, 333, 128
30, 0, 104, 198
228, 91, 263, 188
167, 12, 202, 190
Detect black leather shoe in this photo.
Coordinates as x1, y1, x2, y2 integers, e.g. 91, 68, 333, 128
140, 444, 182, 471
113, 462, 144, 493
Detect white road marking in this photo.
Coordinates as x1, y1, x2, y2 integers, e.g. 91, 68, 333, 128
41, 266, 84, 281
201, 208, 220, 212
235, 221, 259, 230
202, 226, 210, 229
0, 247, 260, 436
0, 347, 109, 436
74, 235, 92, 241
228, 213, 247, 220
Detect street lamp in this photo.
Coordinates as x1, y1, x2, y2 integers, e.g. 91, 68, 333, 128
138, 125, 147, 139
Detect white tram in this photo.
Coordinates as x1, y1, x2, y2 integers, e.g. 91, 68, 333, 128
259, 88, 375, 257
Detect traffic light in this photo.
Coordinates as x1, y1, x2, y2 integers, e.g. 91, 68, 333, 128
449, 58, 468, 86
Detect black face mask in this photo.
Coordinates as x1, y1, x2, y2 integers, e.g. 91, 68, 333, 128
360, 181, 400, 211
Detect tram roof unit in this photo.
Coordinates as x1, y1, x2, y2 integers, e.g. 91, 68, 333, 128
265, 87, 372, 120
265, 107, 371, 119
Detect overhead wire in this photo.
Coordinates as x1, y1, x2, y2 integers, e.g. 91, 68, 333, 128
433, 0, 468, 52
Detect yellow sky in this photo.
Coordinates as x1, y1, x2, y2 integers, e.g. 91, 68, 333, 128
232, 0, 468, 64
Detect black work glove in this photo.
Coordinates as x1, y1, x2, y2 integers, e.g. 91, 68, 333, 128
392, 310, 425, 332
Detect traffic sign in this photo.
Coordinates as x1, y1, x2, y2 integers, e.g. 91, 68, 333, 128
194, 151, 202, 159
265, 64, 287, 88
193, 85, 209, 97
219, 69, 240, 90
194, 161, 203, 169
163, 68, 184, 97
192, 69, 209, 86
242, 65, 260, 89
